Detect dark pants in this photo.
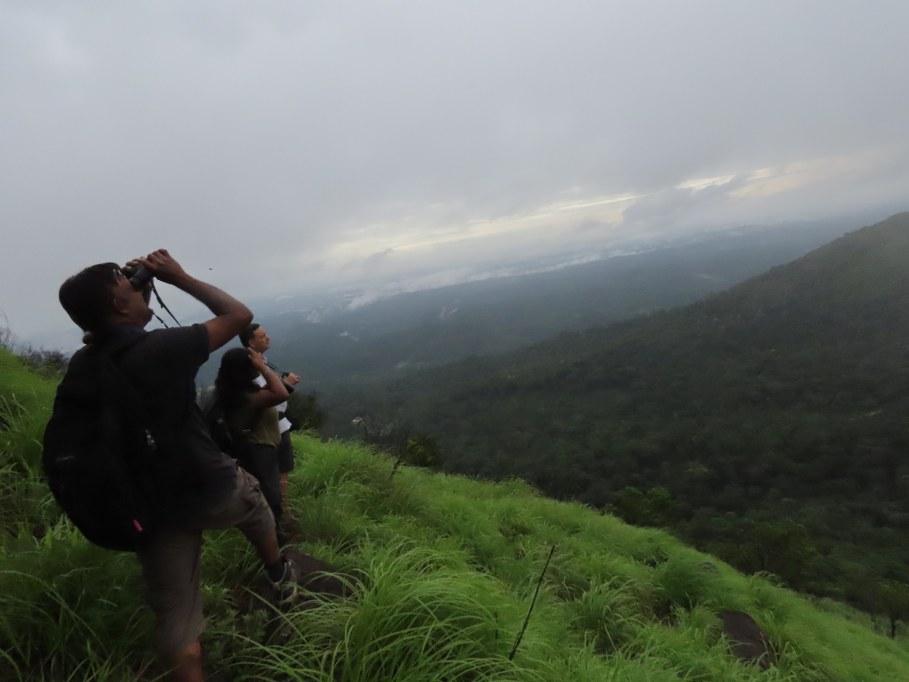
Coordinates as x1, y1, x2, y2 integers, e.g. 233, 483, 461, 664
236, 443, 282, 527
277, 430, 295, 473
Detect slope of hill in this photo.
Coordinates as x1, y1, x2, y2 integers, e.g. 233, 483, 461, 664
342, 213, 909, 602
3, 349, 909, 679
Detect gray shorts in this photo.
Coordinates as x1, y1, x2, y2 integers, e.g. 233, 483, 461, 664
136, 466, 275, 659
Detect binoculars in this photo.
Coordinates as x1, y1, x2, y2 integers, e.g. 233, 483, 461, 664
122, 265, 154, 291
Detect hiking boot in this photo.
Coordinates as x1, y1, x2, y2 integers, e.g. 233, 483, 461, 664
270, 557, 300, 604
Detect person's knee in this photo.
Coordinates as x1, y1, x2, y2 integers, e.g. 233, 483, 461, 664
233, 468, 279, 541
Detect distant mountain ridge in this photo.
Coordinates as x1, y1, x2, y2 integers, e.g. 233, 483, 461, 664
224, 216, 855, 392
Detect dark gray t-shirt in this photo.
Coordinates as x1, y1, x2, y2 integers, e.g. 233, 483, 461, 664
109, 323, 236, 520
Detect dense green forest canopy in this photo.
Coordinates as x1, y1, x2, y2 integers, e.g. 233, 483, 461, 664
334, 213, 909, 607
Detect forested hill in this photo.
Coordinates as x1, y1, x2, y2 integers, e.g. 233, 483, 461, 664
360, 212, 909, 603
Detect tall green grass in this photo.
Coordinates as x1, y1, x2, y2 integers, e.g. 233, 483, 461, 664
2, 346, 909, 680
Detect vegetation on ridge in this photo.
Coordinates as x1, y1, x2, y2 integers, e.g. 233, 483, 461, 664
2, 347, 909, 680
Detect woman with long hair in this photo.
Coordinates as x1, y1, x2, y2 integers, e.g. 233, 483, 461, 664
214, 347, 289, 529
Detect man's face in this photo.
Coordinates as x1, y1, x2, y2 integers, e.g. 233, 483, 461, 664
111, 271, 153, 327
250, 327, 270, 353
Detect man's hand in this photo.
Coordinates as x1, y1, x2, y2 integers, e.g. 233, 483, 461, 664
249, 349, 269, 374
126, 248, 253, 351
129, 249, 189, 286
249, 348, 290, 406
284, 372, 301, 386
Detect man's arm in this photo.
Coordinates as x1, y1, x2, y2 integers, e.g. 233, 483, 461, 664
134, 249, 253, 351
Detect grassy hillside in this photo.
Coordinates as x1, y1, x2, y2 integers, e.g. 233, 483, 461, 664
2, 348, 909, 680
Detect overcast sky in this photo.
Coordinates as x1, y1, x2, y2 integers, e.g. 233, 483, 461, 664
2, 1, 908, 347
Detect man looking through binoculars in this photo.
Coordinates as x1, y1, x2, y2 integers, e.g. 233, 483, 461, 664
56, 249, 299, 682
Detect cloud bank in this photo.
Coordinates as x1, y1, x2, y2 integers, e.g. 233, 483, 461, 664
2, 1, 907, 346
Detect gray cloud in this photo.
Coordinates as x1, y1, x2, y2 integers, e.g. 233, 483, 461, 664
2, 1, 908, 346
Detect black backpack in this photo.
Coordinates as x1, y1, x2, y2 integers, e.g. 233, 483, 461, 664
42, 337, 166, 551
202, 398, 235, 455
201, 392, 258, 456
